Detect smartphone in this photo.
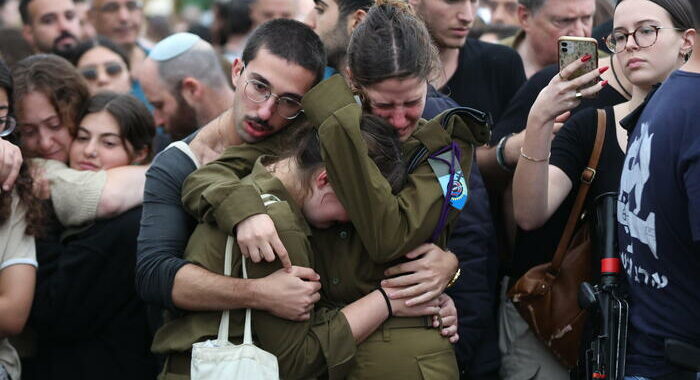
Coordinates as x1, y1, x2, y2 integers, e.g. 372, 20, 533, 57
558, 36, 599, 88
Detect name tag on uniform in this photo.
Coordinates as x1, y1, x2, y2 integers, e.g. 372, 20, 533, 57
428, 150, 468, 211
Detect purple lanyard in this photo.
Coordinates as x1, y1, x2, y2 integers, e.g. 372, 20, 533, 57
428, 141, 462, 243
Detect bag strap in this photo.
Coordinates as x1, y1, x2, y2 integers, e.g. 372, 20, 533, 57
550, 109, 606, 273
216, 236, 254, 345
216, 193, 279, 345
241, 255, 253, 345
216, 235, 235, 345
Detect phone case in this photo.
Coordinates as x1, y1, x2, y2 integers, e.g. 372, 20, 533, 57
558, 36, 599, 89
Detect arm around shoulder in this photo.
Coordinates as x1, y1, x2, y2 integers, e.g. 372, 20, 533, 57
97, 165, 148, 218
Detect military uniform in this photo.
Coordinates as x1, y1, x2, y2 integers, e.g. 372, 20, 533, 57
303, 76, 489, 379
180, 75, 490, 379
153, 160, 356, 380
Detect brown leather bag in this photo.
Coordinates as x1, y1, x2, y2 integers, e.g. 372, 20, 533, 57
507, 109, 606, 369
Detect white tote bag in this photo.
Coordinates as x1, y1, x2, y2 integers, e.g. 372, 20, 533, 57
191, 235, 279, 380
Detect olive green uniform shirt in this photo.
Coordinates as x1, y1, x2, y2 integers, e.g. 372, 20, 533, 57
182, 75, 490, 302
301, 76, 490, 304
179, 75, 490, 378
153, 159, 356, 379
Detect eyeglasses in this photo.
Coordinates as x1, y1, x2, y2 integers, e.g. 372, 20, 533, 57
98, 1, 143, 13
243, 79, 303, 120
606, 25, 684, 53
0, 115, 16, 138
79, 62, 126, 81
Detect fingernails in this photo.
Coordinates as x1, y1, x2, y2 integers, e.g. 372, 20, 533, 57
599, 66, 609, 74
581, 54, 592, 62
601, 80, 609, 87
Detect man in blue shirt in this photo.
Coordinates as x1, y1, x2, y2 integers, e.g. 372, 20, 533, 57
617, 8, 700, 379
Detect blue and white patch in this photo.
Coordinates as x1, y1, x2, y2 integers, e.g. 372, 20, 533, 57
428, 150, 468, 211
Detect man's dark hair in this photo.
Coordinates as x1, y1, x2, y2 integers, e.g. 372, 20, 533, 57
19, 0, 32, 25
241, 19, 326, 85
518, 0, 546, 13
214, 0, 253, 45
336, 0, 374, 18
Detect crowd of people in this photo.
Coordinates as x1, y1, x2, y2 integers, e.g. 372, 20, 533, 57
0, 0, 697, 379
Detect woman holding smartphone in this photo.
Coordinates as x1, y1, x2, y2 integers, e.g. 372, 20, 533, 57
509, 0, 695, 377
513, 0, 695, 232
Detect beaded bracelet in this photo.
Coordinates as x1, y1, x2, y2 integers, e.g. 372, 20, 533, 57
519, 147, 551, 163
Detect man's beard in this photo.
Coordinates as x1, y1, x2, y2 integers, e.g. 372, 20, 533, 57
169, 95, 199, 141
49, 31, 80, 56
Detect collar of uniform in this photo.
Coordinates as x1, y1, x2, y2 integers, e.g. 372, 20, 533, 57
302, 74, 358, 128
246, 157, 312, 236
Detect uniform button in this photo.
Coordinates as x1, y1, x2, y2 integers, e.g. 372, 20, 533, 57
331, 277, 340, 285
339, 230, 348, 239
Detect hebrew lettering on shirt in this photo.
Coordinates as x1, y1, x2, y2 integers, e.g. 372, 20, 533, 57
621, 251, 669, 290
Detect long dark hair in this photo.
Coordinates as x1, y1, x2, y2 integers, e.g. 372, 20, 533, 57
346, 0, 440, 88
81, 92, 155, 164
282, 114, 406, 195
0, 59, 44, 236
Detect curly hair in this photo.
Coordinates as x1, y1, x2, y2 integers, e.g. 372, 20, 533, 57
0, 59, 45, 236
12, 54, 90, 136
0, 163, 46, 236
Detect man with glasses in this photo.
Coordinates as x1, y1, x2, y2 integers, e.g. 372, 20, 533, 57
502, 0, 595, 78
135, 21, 327, 370
19, 0, 83, 55
89, 0, 146, 72
138, 33, 234, 141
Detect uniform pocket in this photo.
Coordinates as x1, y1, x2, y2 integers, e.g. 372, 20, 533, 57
416, 348, 459, 380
